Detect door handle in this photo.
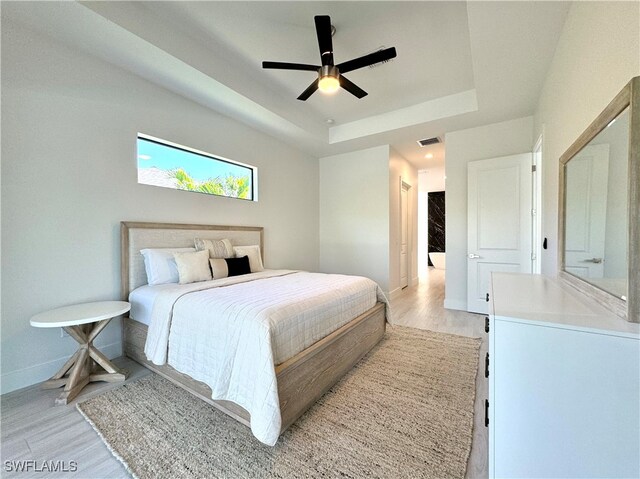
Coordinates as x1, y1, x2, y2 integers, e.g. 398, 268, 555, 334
584, 258, 603, 264
468, 253, 481, 259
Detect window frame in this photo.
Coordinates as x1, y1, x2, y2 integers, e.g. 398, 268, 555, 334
137, 133, 257, 202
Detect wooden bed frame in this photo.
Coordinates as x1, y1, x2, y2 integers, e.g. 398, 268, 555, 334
120, 221, 386, 435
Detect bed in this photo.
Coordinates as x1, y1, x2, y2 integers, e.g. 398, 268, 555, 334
120, 221, 387, 445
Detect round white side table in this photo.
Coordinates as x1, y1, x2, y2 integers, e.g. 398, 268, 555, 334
30, 301, 131, 405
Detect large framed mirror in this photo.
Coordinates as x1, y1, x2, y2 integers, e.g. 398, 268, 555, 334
559, 76, 639, 323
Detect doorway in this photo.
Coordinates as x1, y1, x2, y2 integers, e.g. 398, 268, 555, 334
427, 191, 445, 269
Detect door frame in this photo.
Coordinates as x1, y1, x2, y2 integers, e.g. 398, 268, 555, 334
400, 178, 412, 289
532, 134, 543, 274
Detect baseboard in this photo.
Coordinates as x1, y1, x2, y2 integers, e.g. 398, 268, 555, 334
387, 288, 403, 301
410, 276, 419, 286
0, 341, 122, 395
443, 298, 467, 311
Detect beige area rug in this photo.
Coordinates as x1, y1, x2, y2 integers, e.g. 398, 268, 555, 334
77, 326, 481, 479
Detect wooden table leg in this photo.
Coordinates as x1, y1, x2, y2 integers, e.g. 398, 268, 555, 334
45, 318, 128, 405
42, 349, 81, 389
55, 346, 90, 405
86, 319, 129, 381
88, 346, 127, 381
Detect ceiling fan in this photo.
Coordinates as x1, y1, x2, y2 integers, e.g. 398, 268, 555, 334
262, 15, 397, 101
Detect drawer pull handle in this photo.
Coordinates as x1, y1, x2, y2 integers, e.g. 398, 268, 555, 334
485, 353, 490, 378
484, 399, 489, 427
485, 316, 490, 333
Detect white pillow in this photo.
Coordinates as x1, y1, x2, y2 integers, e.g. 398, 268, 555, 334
233, 245, 264, 273
140, 247, 195, 285
173, 250, 212, 284
194, 238, 234, 259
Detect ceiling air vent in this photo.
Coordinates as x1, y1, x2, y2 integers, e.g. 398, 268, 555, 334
417, 136, 441, 147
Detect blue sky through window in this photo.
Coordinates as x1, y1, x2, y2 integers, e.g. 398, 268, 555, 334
137, 135, 255, 200
137, 137, 251, 182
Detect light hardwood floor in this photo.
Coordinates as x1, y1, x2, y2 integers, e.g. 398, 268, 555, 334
1, 357, 147, 478
1, 268, 487, 478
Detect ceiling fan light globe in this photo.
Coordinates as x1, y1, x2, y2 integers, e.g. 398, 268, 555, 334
318, 75, 340, 94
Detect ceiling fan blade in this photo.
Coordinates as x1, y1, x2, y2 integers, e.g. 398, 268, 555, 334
339, 76, 368, 99
314, 15, 334, 66
297, 78, 320, 101
262, 61, 319, 71
336, 47, 397, 74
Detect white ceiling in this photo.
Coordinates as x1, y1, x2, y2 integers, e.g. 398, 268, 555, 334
4, 1, 571, 170
147, 2, 476, 123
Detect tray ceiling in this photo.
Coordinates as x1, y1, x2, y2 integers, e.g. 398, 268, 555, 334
4, 1, 571, 169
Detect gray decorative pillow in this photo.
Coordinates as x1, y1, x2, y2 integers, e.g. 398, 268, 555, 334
194, 238, 234, 259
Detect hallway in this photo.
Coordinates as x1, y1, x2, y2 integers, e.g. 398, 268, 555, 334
392, 268, 484, 337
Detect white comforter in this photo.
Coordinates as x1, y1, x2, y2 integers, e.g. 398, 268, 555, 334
143, 270, 387, 445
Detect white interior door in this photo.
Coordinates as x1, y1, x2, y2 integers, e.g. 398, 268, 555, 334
400, 183, 409, 288
467, 154, 532, 314
564, 144, 609, 278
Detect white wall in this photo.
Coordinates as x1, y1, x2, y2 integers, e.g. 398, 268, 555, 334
444, 117, 533, 311
423, 166, 446, 193
389, 149, 418, 297
1, 20, 320, 393
534, 1, 640, 276
319, 146, 390, 292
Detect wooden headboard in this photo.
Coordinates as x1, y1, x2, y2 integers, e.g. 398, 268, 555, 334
120, 222, 264, 299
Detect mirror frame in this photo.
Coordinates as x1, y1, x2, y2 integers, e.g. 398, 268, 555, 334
558, 76, 639, 323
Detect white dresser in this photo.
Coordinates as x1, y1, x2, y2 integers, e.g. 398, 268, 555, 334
488, 273, 640, 479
